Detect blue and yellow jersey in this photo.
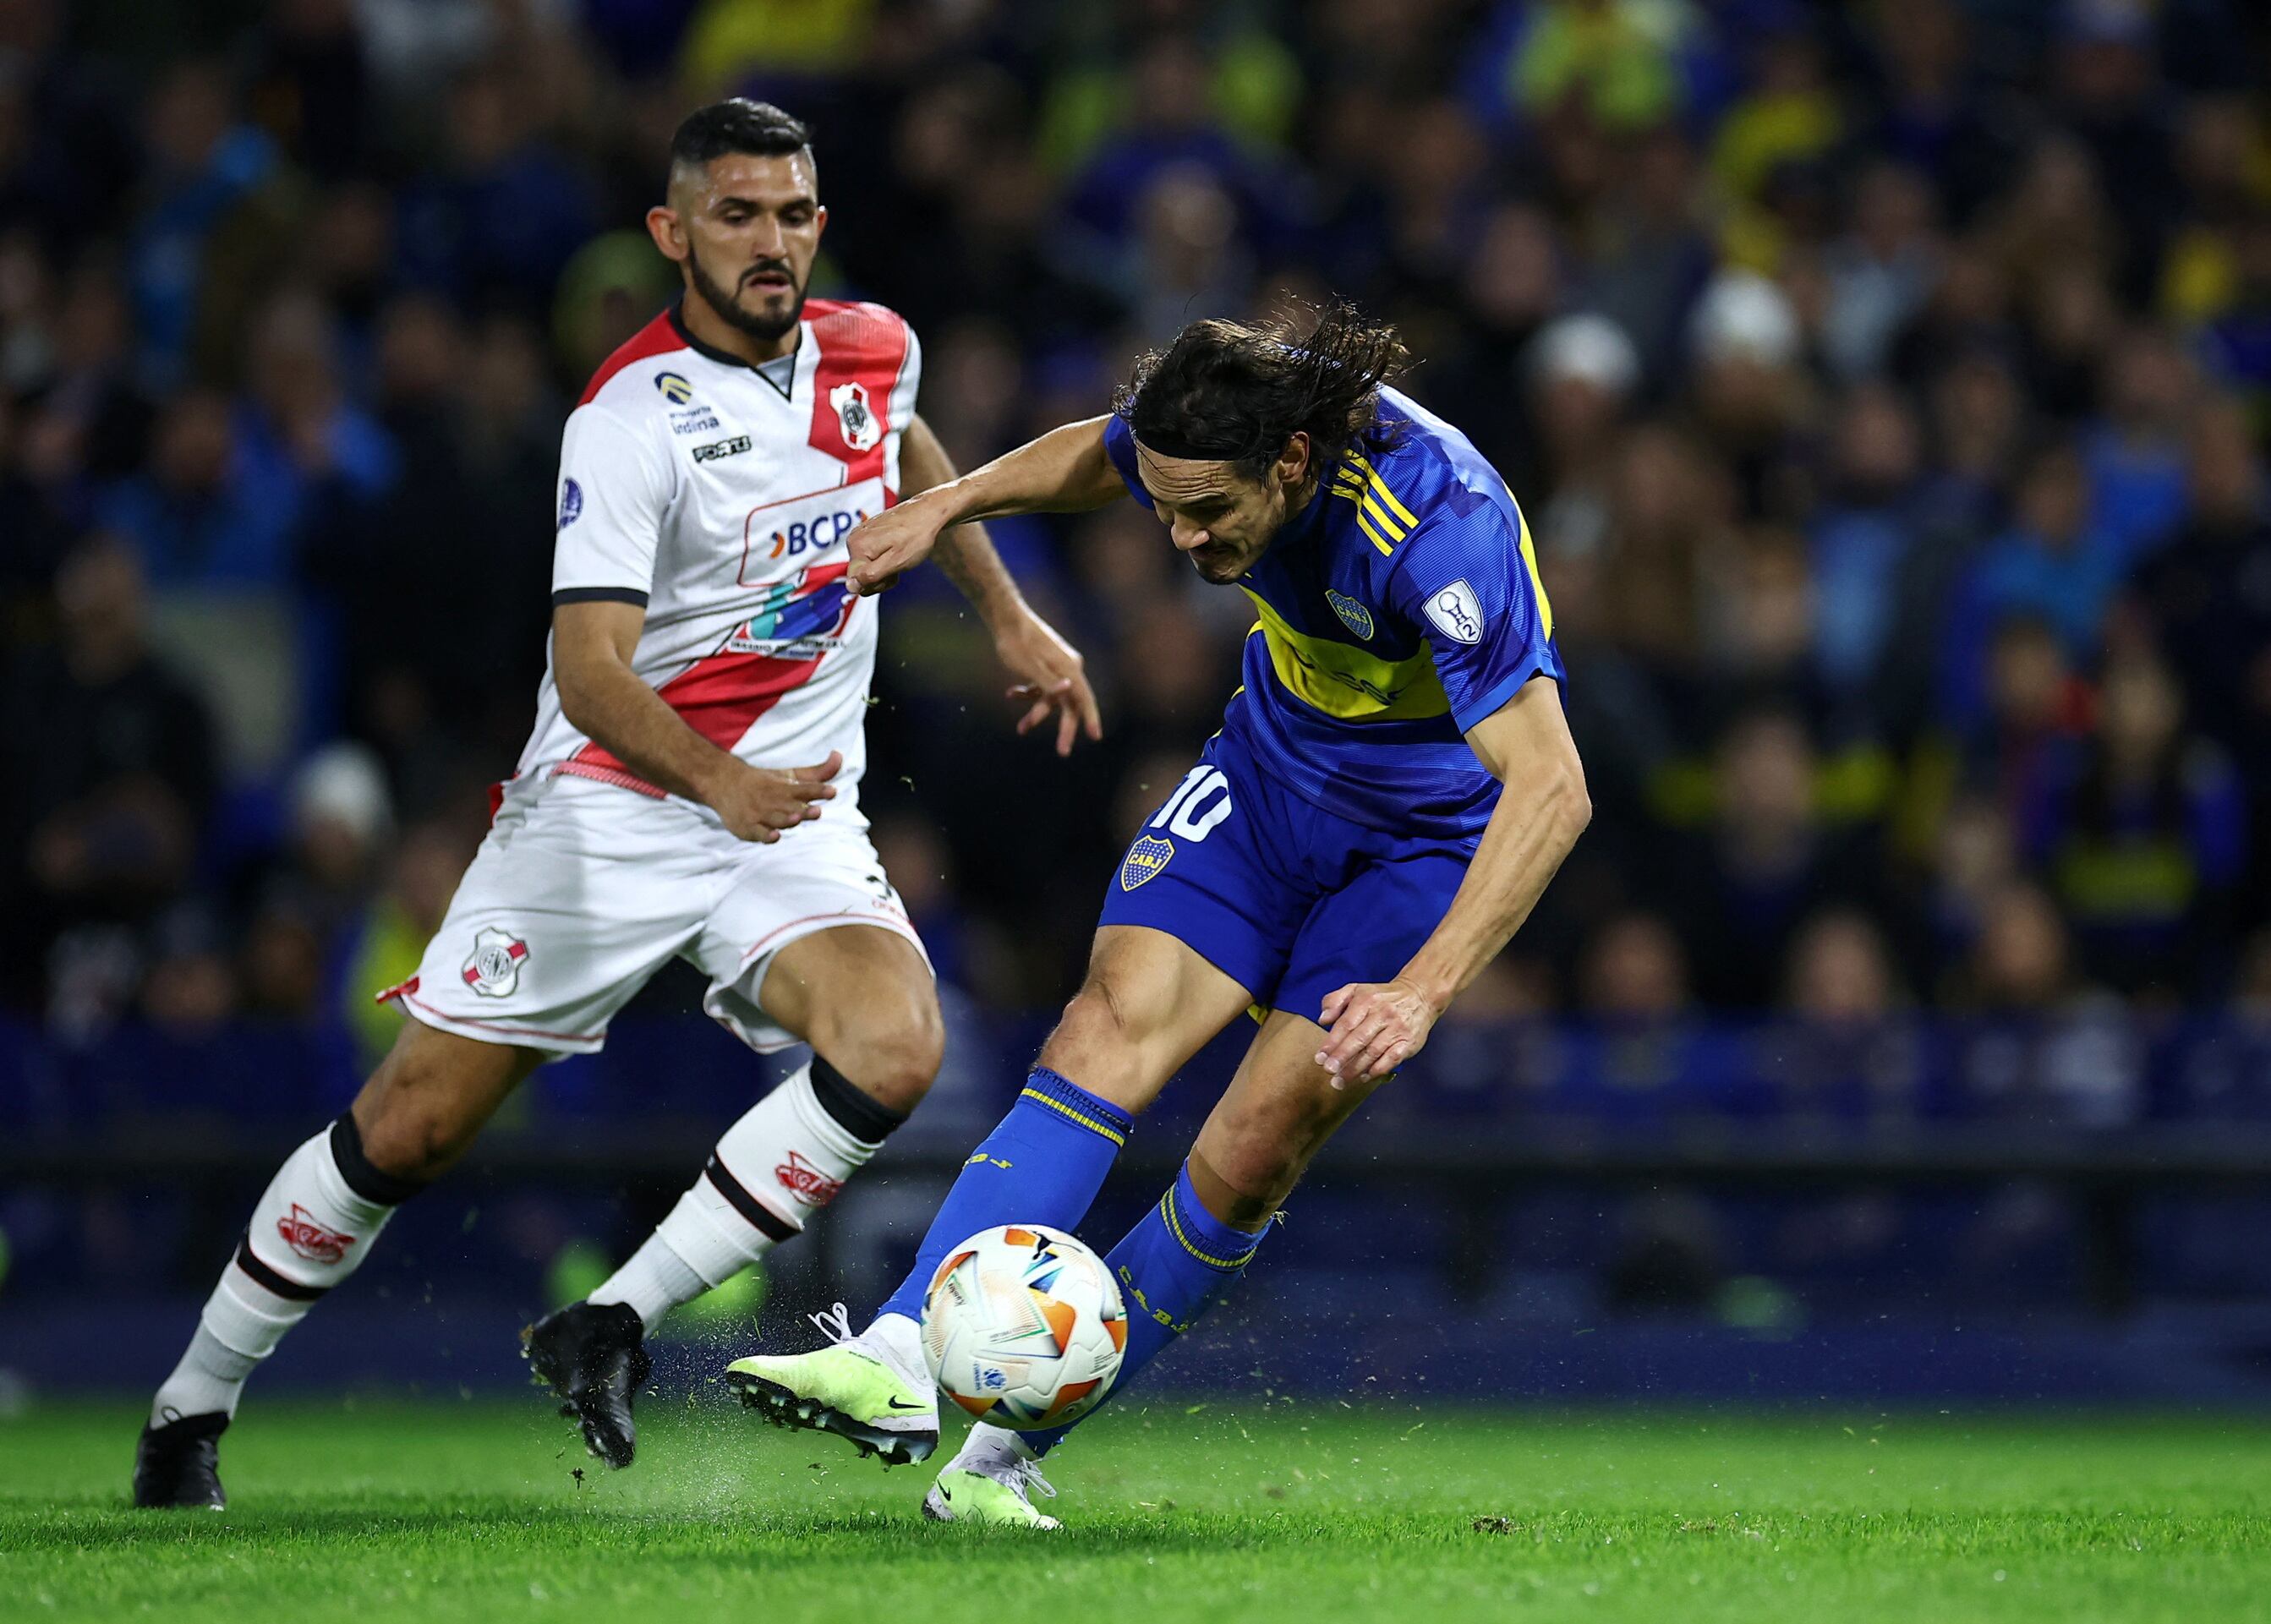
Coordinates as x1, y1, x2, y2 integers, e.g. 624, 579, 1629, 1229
1103, 386, 1563, 843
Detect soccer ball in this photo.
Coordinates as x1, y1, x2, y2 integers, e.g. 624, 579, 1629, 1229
921, 1223, 1127, 1430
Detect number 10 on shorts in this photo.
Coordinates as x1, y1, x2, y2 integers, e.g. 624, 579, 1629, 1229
1151, 766, 1234, 841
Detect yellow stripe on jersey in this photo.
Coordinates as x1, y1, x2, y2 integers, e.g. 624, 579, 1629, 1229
1334, 462, 1411, 544
1242, 588, 1450, 722
1346, 453, 1418, 528
1516, 505, 1554, 641
1327, 482, 1394, 555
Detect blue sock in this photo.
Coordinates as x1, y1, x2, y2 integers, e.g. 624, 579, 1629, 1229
876, 1067, 1134, 1324
1023, 1161, 1268, 1455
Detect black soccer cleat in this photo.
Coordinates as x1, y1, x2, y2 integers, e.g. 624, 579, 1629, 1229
134, 1411, 228, 1509
523, 1300, 652, 1470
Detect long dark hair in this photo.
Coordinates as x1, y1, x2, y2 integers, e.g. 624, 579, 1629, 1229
1115, 302, 1408, 479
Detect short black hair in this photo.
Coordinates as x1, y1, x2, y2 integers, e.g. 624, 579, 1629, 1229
1116, 302, 1407, 479
669, 99, 813, 173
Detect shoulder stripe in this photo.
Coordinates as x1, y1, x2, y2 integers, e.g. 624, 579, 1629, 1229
1346, 453, 1418, 527
577, 309, 688, 407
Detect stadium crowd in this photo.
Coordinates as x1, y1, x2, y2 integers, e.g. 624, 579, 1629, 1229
3, 0, 2268, 1064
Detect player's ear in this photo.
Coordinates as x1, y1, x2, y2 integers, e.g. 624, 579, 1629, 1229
646, 205, 687, 265
1278, 431, 1311, 489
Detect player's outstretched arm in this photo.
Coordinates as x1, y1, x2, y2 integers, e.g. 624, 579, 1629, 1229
898, 414, 1102, 756
845, 415, 1124, 597
552, 599, 841, 843
1315, 677, 1590, 1084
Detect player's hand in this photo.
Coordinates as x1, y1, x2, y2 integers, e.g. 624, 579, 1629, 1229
846, 495, 951, 597
707, 752, 841, 843
993, 607, 1102, 757
1314, 976, 1441, 1089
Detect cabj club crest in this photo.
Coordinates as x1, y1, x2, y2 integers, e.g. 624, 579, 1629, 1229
1119, 834, 1174, 892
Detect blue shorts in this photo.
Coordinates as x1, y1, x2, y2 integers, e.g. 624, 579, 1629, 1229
1098, 734, 1477, 1027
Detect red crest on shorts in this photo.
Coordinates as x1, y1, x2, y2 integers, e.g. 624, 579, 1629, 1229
276, 1203, 356, 1265
774, 1150, 845, 1208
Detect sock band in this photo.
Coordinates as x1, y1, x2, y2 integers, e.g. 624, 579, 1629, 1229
329, 1113, 428, 1206
1019, 1066, 1134, 1147
1158, 1164, 1261, 1273
702, 1154, 799, 1243
233, 1233, 326, 1300
808, 1054, 908, 1143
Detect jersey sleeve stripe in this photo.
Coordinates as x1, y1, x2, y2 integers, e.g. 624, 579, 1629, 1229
551, 587, 650, 607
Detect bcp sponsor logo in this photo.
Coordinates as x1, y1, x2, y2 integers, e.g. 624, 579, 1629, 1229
767, 504, 868, 559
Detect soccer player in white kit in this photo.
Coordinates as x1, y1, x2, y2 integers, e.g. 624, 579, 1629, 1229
132, 100, 1102, 1508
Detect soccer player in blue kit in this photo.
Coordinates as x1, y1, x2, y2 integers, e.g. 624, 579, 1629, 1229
728, 307, 1590, 1526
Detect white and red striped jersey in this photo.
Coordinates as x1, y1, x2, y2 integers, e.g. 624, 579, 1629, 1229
512, 298, 921, 828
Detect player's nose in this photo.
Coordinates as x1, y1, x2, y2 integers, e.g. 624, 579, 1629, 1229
1170, 519, 1209, 551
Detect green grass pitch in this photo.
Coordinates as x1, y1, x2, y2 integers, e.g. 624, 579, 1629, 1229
4, 1399, 2266, 1622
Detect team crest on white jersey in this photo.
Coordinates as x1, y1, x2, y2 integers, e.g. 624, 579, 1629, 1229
830, 381, 880, 451
1424, 579, 1485, 645
462, 926, 528, 998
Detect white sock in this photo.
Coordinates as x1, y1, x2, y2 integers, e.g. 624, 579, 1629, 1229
152, 1123, 401, 1426
150, 1326, 258, 1424
589, 1064, 884, 1331
862, 1310, 931, 1391
587, 1232, 709, 1335
954, 1421, 1038, 1474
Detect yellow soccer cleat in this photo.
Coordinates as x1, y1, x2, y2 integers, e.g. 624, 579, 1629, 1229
922, 1460, 1062, 1529
724, 1304, 938, 1467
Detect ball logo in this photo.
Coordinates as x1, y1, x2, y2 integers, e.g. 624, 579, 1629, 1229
830, 380, 880, 451
461, 926, 528, 998
1327, 588, 1375, 641
1119, 834, 1174, 892
654, 372, 695, 405
276, 1203, 356, 1265
774, 1149, 845, 1208
1424, 578, 1485, 646
556, 478, 583, 532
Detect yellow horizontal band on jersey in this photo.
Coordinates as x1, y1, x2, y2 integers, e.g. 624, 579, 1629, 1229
1242, 588, 1451, 722
1161, 1184, 1258, 1272
1516, 506, 1555, 641
1017, 1087, 1127, 1147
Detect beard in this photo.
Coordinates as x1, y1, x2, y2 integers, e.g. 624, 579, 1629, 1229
688, 251, 806, 345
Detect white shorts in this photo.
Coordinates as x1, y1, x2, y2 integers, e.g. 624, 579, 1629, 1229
386, 775, 926, 1056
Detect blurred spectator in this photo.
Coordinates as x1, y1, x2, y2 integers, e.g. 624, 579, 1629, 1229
2021, 648, 2245, 995
397, 64, 596, 314
1939, 439, 2125, 726
1660, 709, 1884, 1009
2, 539, 216, 1011
127, 60, 285, 387
1580, 911, 1690, 1021
1786, 910, 1905, 1025
2136, 397, 2271, 773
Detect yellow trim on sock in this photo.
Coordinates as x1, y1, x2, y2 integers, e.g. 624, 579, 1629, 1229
1160, 1184, 1259, 1271
1018, 1087, 1127, 1147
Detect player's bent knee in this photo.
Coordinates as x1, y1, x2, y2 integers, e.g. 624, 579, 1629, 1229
815, 992, 942, 1114
354, 1095, 480, 1183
